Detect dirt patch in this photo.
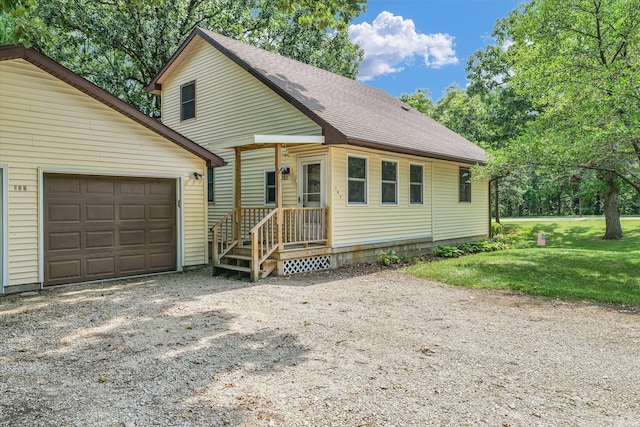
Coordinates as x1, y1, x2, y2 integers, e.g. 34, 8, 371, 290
1, 266, 638, 426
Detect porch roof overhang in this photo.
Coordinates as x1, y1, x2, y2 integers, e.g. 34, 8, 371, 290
219, 134, 325, 151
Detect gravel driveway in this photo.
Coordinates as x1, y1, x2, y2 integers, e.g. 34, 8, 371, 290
1, 266, 638, 426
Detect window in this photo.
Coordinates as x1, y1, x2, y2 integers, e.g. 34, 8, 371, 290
265, 171, 276, 204
207, 167, 214, 203
180, 81, 195, 121
381, 160, 398, 204
347, 156, 367, 204
459, 167, 471, 202
410, 164, 423, 204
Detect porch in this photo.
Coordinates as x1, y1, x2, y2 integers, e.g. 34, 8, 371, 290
210, 138, 331, 280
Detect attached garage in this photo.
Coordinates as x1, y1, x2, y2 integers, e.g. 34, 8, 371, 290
43, 174, 177, 286
0, 45, 224, 294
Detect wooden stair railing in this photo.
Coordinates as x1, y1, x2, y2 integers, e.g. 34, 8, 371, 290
211, 209, 238, 268
249, 208, 279, 281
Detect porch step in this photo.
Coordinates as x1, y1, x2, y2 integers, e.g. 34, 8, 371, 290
223, 254, 252, 262
215, 263, 251, 273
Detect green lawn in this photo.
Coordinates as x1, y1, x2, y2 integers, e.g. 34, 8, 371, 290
404, 220, 640, 306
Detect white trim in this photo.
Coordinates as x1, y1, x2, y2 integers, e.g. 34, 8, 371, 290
39, 167, 184, 179
177, 177, 184, 272
297, 154, 327, 207
38, 168, 44, 287
346, 154, 368, 206
219, 134, 325, 148
380, 158, 399, 206
255, 135, 325, 144
0, 165, 7, 293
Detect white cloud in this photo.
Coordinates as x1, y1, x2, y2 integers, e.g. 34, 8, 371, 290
348, 11, 459, 81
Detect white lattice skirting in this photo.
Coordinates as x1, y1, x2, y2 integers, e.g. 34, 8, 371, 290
283, 256, 331, 275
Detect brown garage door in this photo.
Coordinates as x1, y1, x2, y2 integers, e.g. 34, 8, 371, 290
44, 174, 177, 286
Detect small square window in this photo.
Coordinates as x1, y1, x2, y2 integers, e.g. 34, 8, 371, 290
459, 167, 472, 202
410, 164, 423, 204
181, 82, 195, 121
265, 171, 276, 204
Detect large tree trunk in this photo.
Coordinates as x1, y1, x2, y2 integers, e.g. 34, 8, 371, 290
602, 172, 623, 240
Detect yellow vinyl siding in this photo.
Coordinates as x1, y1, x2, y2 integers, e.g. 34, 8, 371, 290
432, 162, 489, 241
0, 59, 209, 288
159, 36, 322, 149
329, 146, 433, 247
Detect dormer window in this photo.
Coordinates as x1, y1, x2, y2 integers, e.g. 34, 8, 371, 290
180, 81, 195, 121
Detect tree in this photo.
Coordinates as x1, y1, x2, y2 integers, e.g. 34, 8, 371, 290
399, 88, 434, 117
2, 0, 365, 116
494, 0, 640, 239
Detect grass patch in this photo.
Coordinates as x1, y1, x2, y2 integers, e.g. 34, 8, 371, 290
405, 220, 640, 306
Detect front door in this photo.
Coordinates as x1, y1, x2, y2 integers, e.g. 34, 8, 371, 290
298, 155, 326, 207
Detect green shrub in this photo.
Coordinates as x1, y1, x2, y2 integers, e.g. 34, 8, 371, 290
433, 245, 463, 258
491, 222, 503, 237
378, 249, 400, 266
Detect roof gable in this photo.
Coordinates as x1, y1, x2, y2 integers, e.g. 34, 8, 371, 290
149, 28, 485, 164
0, 44, 224, 167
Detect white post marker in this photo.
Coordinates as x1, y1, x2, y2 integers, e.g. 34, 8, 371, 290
537, 233, 546, 246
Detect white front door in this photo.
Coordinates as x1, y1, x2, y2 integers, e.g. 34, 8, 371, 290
298, 154, 327, 207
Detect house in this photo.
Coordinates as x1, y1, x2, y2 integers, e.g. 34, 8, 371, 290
147, 27, 489, 281
0, 45, 224, 295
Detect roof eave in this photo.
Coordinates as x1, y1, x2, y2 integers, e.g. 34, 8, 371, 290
345, 137, 487, 165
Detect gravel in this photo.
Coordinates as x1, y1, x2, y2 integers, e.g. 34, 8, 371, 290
1, 265, 639, 426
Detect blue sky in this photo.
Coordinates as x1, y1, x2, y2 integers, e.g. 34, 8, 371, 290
348, 0, 522, 100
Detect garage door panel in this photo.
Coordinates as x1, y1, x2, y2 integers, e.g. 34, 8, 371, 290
49, 232, 81, 251
48, 259, 81, 281
120, 204, 145, 220
150, 252, 176, 269
120, 254, 147, 274
86, 180, 115, 194
120, 229, 145, 246
86, 231, 115, 249
49, 204, 81, 222
86, 205, 115, 221
48, 177, 81, 194
150, 228, 173, 244
120, 181, 146, 195
149, 204, 173, 220
44, 174, 177, 286
86, 257, 116, 276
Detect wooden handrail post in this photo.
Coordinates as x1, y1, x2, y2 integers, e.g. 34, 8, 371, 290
251, 229, 259, 281
275, 144, 284, 250
212, 226, 219, 266
235, 147, 242, 244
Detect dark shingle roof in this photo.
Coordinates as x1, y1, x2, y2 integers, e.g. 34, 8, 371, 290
150, 28, 485, 164
0, 44, 224, 167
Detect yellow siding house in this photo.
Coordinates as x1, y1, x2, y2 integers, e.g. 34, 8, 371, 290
147, 28, 489, 280
0, 45, 223, 294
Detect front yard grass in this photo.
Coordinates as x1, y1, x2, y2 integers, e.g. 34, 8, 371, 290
404, 220, 640, 306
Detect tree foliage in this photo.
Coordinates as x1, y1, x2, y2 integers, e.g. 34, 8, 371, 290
1, 0, 365, 116
493, 0, 640, 238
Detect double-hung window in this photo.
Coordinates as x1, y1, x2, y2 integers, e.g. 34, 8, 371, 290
381, 160, 398, 204
459, 167, 472, 202
347, 156, 367, 204
409, 164, 423, 204
180, 81, 196, 121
